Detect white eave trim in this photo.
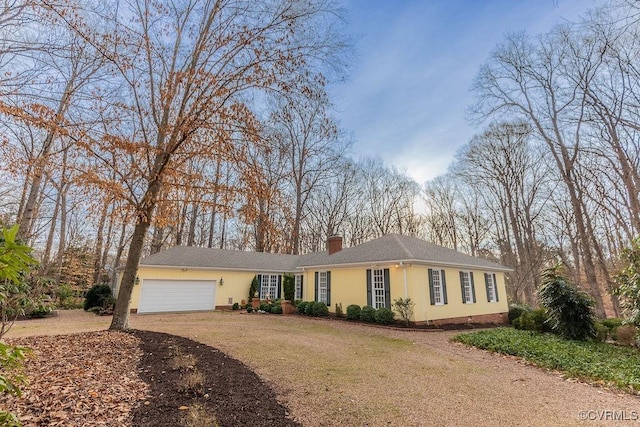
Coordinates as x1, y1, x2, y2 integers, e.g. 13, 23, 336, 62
139, 264, 295, 273
296, 258, 513, 272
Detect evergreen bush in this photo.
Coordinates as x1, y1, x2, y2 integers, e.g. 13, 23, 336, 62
375, 307, 395, 325
83, 284, 113, 311
346, 304, 361, 320
360, 305, 376, 323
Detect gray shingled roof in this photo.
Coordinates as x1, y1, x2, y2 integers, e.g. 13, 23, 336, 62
140, 234, 510, 272
140, 246, 299, 272
297, 234, 511, 271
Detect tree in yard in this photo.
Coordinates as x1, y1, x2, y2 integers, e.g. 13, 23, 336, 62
41, 0, 348, 330
266, 80, 347, 254
537, 263, 596, 341
612, 237, 640, 325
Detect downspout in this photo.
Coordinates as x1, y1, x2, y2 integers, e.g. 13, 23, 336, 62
400, 261, 408, 298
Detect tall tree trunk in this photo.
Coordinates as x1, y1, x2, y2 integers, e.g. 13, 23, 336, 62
42, 179, 61, 269
150, 226, 165, 254
92, 199, 109, 285
55, 182, 68, 281
18, 77, 75, 241
111, 220, 128, 289
187, 202, 198, 246
110, 216, 151, 330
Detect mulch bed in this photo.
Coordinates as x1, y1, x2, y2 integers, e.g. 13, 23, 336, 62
131, 330, 299, 427
2, 330, 298, 427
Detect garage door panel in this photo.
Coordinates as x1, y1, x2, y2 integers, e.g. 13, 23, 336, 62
138, 279, 216, 313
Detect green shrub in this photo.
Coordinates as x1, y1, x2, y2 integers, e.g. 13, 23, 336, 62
601, 318, 623, 330
296, 301, 308, 314
28, 300, 55, 318
271, 304, 283, 314
312, 302, 329, 317
597, 318, 623, 341
346, 304, 361, 320
305, 301, 315, 316
294, 299, 303, 307
538, 264, 595, 341
232, 302, 239, 310
513, 309, 549, 333
375, 307, 395, 325
594, 322, 608, 342
83, 284, 113, 311
283, 275, 295, 301
249, 275, 258, 300
360, 305, 376, 323
246, 306, 253, 313
508, 303, 531, 324
57, 283, 75, 301
259, 302, 271, 312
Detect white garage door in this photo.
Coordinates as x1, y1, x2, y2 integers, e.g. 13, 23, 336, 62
138, 279, 216, 313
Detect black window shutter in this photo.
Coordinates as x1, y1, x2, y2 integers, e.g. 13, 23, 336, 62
277, 275, 282, 299
442, 270, 448, 305
300, 275, 304, 300
314, 272, 319, 302
383, 268, 391, 308
493, 273, 499, 302
459, 271, 465, 303
428, 269, 435, 306
326, 271, 331, 306
257, 275, 262, 298
366, 269, 372, 306
470, 272, 476, 303
484, 273, 490, 302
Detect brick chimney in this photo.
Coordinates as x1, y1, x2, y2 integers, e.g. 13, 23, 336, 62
327, 235, 343, 255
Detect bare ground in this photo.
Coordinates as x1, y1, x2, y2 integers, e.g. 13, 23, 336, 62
7, 310, 640, 426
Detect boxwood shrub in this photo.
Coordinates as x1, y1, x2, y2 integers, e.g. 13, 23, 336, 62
508, 303, 531, 324
312, 302, 329, 317
259, 302, 271, 312
305, 301, 316, 316
346, 304, 361, 320
375, 307, 395, 325
271, 304, 283, 314
296, 301, 308, 314
360, 305, 376, 323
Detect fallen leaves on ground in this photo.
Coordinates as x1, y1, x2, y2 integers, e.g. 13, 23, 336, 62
1, 331, 148, 426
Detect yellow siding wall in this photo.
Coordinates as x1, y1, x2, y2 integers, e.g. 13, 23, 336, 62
302, 264, 508, 323
410, 265, 509, 322
130, 267, 257, 309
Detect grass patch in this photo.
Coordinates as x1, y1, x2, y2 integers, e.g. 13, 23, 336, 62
452, 327, 640, 392
178, 370, 205, 395
183, 403, 219, 427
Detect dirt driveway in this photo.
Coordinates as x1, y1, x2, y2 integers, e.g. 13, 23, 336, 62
8, 310, 640, 426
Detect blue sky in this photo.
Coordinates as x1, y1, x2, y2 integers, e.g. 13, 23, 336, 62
331, 0, 597, 184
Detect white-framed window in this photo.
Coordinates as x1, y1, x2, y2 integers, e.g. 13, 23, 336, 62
485, 273, 497, 303
294, 274, 303, 300
432, 269, 444, 305
259, 274, 279, 300
373, 269, 385, 309
318, 271, 328, 304
461, 271, 474, 304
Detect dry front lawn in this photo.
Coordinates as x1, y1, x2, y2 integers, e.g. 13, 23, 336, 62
7, 310, 640, 426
